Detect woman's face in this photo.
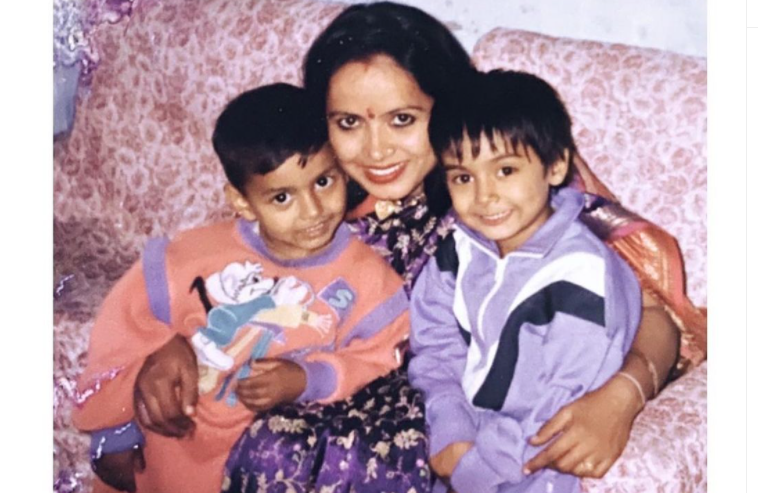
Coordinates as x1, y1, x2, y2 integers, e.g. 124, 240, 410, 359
326, 54, 436, 201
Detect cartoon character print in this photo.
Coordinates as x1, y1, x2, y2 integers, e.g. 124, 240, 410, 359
189, 261, 333, 403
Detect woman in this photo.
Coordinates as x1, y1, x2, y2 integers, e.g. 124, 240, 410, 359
135, 3, 703, 492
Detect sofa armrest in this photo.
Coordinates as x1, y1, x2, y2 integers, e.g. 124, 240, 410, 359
582, 362, 707, 493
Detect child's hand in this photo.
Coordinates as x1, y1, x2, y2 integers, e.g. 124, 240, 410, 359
235, 358, 307, 412
134, 335, 199, 438
92, 448, 145, 492
524, 374, 641, 478
430, 441, 474, 484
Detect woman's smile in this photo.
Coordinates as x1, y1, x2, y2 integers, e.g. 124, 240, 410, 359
363, 161, 408, 183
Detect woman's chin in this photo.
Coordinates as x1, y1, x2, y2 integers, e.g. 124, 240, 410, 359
358, 180, 416, 202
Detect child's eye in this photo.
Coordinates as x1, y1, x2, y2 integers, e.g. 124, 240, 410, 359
337, 116, 360, 130
272, 192, 292, 205
499, 166, 515, 176
315, 175, 334, 189
450, 174, 472, 185
391, 113, 415, 127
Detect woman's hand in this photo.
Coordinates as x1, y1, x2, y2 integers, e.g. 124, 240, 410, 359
92, 448, 145, 492
524, 375, 643, 478
430, 441, 474, 484
235, 358, 307, 412
134, 335, 199, 438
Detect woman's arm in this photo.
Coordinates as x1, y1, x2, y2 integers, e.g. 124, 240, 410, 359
133, 334, 199, 437
523, 291, 679, 478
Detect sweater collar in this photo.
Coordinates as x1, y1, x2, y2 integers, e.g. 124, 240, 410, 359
237, 220, 352, 268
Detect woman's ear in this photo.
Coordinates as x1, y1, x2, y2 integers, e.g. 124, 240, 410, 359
224, 183, 257, 221
547, 149, 570, 187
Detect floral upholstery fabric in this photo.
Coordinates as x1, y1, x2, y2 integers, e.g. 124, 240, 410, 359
471, 28, 707, 493
54, 3, 707, 491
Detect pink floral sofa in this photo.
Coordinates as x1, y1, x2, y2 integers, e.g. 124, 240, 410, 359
53, 1, 707, 491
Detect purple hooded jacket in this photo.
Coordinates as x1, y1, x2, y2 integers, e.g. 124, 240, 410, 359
409, 188, 641, 493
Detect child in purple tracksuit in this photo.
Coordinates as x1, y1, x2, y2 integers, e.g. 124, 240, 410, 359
408, 70, 642, 493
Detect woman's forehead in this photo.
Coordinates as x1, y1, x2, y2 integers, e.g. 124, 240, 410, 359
326, 54, 433, 112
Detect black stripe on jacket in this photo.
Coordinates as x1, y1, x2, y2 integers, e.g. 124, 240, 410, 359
472, 281, 605, 410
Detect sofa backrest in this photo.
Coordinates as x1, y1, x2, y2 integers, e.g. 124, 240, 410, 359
472, 29, 707, 306
54, 2, 706, 307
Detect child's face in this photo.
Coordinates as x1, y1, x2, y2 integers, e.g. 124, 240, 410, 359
227, 146, 347, 260
442, 132, 568, 257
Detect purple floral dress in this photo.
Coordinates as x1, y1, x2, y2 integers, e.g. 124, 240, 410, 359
221, 194, 454, 493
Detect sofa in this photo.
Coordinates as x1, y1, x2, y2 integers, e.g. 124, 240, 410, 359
53, 1, 707, 491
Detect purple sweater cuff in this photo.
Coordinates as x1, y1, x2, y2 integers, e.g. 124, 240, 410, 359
295, 360, 337, 403
427, 399, 478, 456
89, 420, 145, 460
451, 445, 519, 493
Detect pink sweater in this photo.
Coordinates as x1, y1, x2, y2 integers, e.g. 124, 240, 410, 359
73, 220, 409, 493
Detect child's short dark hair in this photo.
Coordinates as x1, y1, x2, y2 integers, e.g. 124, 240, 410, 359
212, 83, 327, 191
429, 70, 576, 185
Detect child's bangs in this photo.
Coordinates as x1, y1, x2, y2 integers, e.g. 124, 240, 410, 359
443, 118, 536, 164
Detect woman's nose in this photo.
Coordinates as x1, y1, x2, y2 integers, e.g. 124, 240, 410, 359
366, 126, 395, 162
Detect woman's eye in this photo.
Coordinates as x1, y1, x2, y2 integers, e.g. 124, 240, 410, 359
315, 175, 334, 189
450, 174, 472, 185
392, 113, 415, 126
499, 166, 515, 176
272, 193, 292, 205
337, 116, 360, 130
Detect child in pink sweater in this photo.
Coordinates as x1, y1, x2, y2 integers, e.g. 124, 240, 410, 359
73, 84, 409, 493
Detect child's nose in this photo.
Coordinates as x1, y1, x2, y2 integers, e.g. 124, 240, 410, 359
475, 182, 499, 205
300, 191, 324, 218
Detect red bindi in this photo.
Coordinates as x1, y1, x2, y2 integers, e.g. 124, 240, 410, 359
366, 108, 375, 119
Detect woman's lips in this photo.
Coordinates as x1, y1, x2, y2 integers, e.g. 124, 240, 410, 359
363, 162, 407, 184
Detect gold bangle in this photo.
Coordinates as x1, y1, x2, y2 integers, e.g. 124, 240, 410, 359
630, 349, 660, 397
617, 371, 646, 408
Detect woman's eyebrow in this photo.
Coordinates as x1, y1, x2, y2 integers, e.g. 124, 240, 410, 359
326, 110, 354, 119
327, 105, 427, 118
387, 105, 427, 113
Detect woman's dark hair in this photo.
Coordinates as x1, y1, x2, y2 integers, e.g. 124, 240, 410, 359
304, 1, 475, 215
430, 70, 576, 187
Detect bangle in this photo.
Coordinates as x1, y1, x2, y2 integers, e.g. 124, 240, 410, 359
617, 371, 646, 408
630, 349, 660, 397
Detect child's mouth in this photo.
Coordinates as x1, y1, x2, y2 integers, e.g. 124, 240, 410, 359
478, 210, 512, 226
302, 220, 332, 238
